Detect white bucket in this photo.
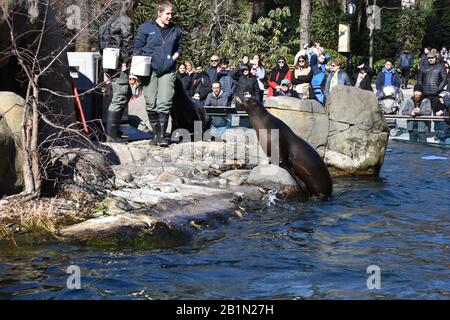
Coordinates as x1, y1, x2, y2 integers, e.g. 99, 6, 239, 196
130, 55, 152, 76
102, 48, 120, 70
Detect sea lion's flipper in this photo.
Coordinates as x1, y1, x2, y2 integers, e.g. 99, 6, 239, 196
285, 157, 307, 192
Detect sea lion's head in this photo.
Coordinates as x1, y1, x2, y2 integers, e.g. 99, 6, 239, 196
234, 96, 263, 112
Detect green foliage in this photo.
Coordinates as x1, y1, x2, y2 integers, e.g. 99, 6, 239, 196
310, 1, 343, 51
217, 6, 298, 68
129, 0, 448, 72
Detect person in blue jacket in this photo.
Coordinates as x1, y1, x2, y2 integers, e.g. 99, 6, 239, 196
310, 52, 331, 104
376, 58, 401, 97
133, 0, 182, 147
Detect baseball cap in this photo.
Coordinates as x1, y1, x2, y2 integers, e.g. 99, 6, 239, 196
427, 51, 437, 58
281, 79, 290, 86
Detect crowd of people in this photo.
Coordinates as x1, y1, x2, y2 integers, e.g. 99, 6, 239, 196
100, 0, 449, 145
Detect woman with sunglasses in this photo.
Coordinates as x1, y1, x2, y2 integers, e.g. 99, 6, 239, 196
292, 55, 313, 99
324, 59, 351, 100
268, 57, 291, 97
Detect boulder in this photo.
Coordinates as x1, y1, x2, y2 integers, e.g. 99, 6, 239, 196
0, 117, 22, 196
324, 85, 389, 176
0, 92, 25, 195
246, 164, 304, 195
265, 97, 329, 157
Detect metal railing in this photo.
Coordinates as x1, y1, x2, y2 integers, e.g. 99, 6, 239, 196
384, 115, 449, 122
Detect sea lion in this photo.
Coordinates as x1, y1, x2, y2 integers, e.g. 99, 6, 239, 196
235, 96, 333, 197
170, 77, 204, 134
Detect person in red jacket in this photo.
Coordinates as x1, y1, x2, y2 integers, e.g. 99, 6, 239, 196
268, 57, 291, 97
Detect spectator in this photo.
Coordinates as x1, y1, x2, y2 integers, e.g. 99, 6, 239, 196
185, 59, 196, 78
176, 63, 192, 96
204, 82, 231, 137
440, 46, 449, 61
417, 51, 447, 114
434, 92, 450, 143
353, 63, 373, 92
250, 54, 266, 102
238, 55, 251, 70
103, 0, 138, 142
398, 49, 414, 89
233, 65, 260, 101
401, 84, 432, 143
268, 57, 291, 97
275, 79, 300, 99
207, 54, 220, 82
419, 47, 431, 72
444, 60, 450, 91
310, 52, 330, 104
312, 41, 324, 56
291, 55, 313, 99
376, 58, 401, 96
191, 65, 211, 106
324, 59, 351, 99
134, 0, 182, 147
294, 44, 311, 67
217, 58, 236, 102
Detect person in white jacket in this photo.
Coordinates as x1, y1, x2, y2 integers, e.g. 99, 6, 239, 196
250, 54, 266, 102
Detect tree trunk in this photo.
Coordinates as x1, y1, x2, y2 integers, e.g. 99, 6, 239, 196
299, 0, 311, 48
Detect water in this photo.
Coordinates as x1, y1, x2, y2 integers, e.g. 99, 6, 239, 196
0, 141, 449, 300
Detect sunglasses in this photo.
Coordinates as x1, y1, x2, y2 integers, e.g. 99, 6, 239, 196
298, 60, 305, 63
211, 59, 219, 62
278, 61, 285, 64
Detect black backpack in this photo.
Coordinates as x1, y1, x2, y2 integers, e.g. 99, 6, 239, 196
98, 16, 116, 53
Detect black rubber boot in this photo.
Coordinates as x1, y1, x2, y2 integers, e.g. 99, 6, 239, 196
106, 110, 125, 142
157, 113, 169, 147
147, 111, 159, 145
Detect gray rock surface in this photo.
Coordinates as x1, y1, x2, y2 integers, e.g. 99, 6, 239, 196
324, 85, 389, 176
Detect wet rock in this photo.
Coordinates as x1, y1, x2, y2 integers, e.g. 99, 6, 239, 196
232, 186, 265, 201
246, 164, 302, 195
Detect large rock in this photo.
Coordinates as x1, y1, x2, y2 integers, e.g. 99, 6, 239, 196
247, 164, 305, 195
0, 117, 22, 195
325, 85, 389, 176
0, 92, 25, 195
265, 97, 329, 157
263, 87, 389, 176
